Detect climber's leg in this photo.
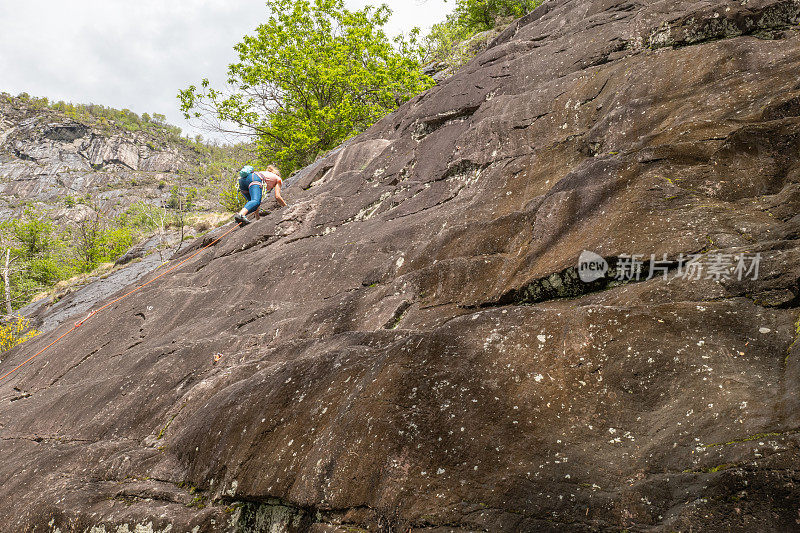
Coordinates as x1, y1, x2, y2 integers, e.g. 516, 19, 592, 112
235, 181, 262, 226
242, 182, 262, 214
234, 187, 253, 225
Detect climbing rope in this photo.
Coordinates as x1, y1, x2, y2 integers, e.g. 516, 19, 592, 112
0, 223, 240, 383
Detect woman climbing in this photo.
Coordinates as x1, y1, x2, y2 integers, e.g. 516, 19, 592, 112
234, 165, 287, 226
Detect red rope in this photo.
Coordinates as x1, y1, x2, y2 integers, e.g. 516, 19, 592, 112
0, 224, 239, 383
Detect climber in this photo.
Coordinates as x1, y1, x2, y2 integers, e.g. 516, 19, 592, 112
234, 165, 287, 226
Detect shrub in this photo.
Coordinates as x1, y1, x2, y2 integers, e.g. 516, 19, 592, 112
120, 202, 165, 231
0, 212, 74, 309
425, 0, 544, 66
0, 316, 40, 354
168, 184, 197, 211
219, 179, 246, 213
454, 0, 543, 31
425, 16, 478, 67
72, 217, 135, 272
186, 187, 199, 211
28, 257, 63, 286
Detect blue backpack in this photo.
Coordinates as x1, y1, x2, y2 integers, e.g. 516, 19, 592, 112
239, 165, 254, 178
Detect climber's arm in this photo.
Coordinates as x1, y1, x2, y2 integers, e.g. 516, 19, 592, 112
274, 182, 287, 207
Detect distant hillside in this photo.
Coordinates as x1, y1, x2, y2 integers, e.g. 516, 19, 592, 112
0, 93, 249, 317
0, 92, 204, 222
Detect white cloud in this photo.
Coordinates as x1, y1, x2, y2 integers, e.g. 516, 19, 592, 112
0, 0, 451, 141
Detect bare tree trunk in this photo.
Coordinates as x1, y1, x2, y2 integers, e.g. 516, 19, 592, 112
3, 248, 11, 316
173, 173, 187, 255
156, 200, 167, 263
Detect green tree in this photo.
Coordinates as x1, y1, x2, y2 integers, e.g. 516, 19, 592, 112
13, 213, 57, 259
0, 211, 69, 310
179, 0, 433, 176
424, 14, 474, 66
72, 212, 134, 272
453, 0, 542, 31
425, 0, 543, 68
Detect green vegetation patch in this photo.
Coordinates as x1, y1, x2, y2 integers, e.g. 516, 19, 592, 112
180, 0, 433, 177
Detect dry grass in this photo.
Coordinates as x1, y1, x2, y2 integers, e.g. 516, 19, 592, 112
188, 212, 230, 233
29, 262, 118, 305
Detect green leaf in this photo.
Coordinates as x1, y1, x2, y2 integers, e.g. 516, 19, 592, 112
178, 0, 433, 176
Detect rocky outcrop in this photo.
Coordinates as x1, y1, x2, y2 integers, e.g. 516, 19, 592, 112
423, 27, 507, 83
0, 96, 199, 221
1, 0, 800, 531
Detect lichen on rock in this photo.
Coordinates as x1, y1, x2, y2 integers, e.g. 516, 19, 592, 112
2, 0, 800, 531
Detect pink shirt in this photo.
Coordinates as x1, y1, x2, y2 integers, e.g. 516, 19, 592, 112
254, 171, 282, 191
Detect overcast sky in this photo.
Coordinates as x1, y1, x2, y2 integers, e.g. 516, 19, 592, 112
0, 0, 451, 142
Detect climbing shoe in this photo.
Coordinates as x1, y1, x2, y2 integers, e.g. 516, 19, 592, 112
234, 214, 251, 226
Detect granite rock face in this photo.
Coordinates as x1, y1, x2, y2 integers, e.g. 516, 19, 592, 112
0, 97, 197, 222
1, 1, 800, 531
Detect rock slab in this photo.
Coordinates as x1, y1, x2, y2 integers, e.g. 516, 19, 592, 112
1, 1, 800, 531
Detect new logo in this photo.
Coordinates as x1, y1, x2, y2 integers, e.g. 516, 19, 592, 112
578, 250, 608, 283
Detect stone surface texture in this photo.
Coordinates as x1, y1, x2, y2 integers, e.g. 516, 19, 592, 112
1, 0, 800, 531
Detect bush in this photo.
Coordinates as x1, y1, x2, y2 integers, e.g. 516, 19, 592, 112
72, 217, 135, 272
28, 257, 63, 286
119, 202, 165, 231
168, 183, 198, 211
425, 0, 543, 65
454, 0, 542, 31
13, 214, 57, 258
0, 211, 74, 309
0, 316, 40, 354
99, 227, 135, 260
186, 187, 199, 210
219, 179, 246, 213
425, 16, 479, 67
